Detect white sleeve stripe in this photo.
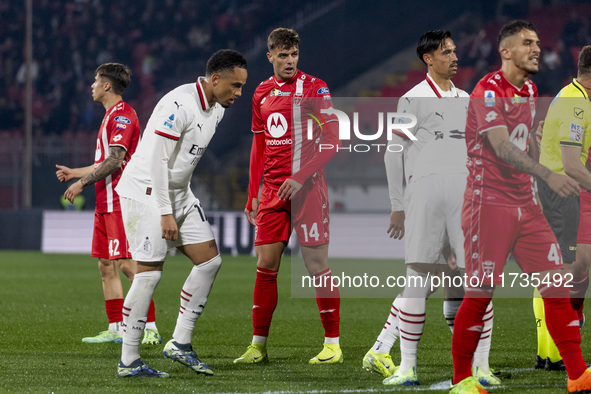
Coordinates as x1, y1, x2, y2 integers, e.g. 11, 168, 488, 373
108, 144, 128, 151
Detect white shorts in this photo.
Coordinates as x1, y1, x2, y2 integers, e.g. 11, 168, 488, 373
120, 196, 214, 261
403, 173, 466, 268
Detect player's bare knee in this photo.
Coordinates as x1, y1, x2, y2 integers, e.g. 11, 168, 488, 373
303, 257, 328, 276
257, 256, 281, 271
178, 240, 220, 266
98, 258, 118, 279
118, 258, 136, 281
575, 245, 591, 275
255, 243, 284, 270
136, 261, 164, 273
301, 244, 329, 275
407, 262, 438, 275
562, 262, 574, 275
440, 266, 465, 298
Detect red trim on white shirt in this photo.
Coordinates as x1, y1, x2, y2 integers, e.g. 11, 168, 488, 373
425, 74, 458, 98
426, 75, 443, 98
392, 130, 412, 140
196, 79, 208, 111
155, 130, 179, 140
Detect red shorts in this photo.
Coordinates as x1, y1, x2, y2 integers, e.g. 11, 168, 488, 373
578, 190, 591, 244
91, 210, 131, 260
255, 175, 329, 247
462, 200, 563, 286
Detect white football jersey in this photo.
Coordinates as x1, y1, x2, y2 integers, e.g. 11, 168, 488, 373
398, 73, 469, 182
116, 78, 224, 214
385, 73, 468, 211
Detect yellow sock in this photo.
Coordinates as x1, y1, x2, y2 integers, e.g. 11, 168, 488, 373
533, 289, 548, 359
533, 289, 563, 362
547, 328, 562, 363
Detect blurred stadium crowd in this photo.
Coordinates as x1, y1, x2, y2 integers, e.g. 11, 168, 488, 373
379, 5, 591, 98
0, 0, 321, 137
3, 1, 590, 139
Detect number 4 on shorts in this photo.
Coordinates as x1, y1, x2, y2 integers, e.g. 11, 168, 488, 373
547, 243, 561, 265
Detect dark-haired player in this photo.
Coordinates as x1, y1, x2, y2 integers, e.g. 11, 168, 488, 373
362, 30, 496, 387
115, 49, 247, 377
56, 63, 161, 345
450, 20, 591, 394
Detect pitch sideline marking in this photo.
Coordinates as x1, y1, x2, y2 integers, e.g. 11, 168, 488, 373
219, 384, 565, 394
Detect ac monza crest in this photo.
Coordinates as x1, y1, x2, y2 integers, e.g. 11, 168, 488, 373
293, 93, 303, 106
482, 260, 495, 276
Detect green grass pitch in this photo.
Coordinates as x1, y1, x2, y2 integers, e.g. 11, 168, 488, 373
0, 250, 588, 393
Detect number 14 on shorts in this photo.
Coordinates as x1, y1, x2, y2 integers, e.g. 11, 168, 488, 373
300, 223, 319, 242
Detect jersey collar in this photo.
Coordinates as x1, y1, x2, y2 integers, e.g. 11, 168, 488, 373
106, 100, 124, 115
196, 77, 210, 111
498, 70, 531, 94
273, 69, 302, 87
425, 73, 458, 98
572, 78, 590, 100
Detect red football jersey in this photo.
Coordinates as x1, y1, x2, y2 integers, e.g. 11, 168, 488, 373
465, 70, 538, 206
94, 100, 141, 213
250, 70, 338, 188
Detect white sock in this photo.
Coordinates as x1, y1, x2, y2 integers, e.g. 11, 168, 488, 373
145, 321, 158, 331
172, 255, 222, 345
443, 299, 462, 333
121, 270, 161, 365
400, 351, 417, 374
374, 294, 402, 353
398, 268, 429, 374
109, 321, 123, 335
325, 336, 339, 345
473, 301, 493, 373
252, 335, 267, 345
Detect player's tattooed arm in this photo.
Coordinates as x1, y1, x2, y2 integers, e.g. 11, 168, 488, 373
495, 139, 552, 179
527, 128, 539, 160
80, 146, 126, 187
488, 127, 579, 198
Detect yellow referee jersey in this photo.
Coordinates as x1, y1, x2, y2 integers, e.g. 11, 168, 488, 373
540, 79, 591, 174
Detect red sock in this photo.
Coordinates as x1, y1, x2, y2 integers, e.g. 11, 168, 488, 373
451, 296, 491, 384
105, 298, 124, 323
570, 273, 589, 312
147, 299, 156, 323
252, 267, 278, 337
314, 269, 340, 338
541, 280, 587, 380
